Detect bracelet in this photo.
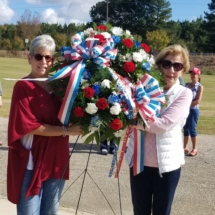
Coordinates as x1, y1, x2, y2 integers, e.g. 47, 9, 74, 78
62, 126, 67, 137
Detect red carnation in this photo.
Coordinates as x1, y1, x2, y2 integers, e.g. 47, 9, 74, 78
96, 98, 108, 110
123, 38, 133, 48
96, 25, 107, 31
73, 106, 84, 117
84, 87, 95, 99
94, 34, 105, 43
123, 61, 135, 73
141, 43, 150, 53
110, 119, 123, 131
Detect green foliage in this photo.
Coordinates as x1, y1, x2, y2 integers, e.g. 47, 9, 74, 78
89, 0, 172, 38
202, 70, 214, 75
54, 33, 67, 51
202, 0, 215, 52
13, 36, 24, 50
0, 1, 213, 53
0, 38, 12, 50
146, 30, 170, 51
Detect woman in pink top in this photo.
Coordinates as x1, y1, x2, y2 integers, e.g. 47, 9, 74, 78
127, 45, 192, 215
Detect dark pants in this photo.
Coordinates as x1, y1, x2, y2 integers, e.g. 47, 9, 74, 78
100, 138, 115, 151
130, 166, 181, 215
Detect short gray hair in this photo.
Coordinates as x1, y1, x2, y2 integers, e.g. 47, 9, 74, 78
29, 35, 56, 56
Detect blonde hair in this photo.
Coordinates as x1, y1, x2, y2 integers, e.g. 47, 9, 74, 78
155, 44, 190, 73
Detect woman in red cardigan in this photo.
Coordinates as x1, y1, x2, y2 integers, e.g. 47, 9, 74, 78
7, 34, 83, 215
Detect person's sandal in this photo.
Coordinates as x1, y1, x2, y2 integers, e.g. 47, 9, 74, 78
189, 149, 198, 156
184, 148, 189, 155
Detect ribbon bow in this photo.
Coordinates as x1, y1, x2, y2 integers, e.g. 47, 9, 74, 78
134, 73, 165, 123
50, 32, 117, 125
108, 70, 166, 177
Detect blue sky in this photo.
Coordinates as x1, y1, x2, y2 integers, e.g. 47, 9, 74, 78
0, 0, 211, 25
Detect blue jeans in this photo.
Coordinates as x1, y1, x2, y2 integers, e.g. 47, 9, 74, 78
17, 170, 65, 215
183, 109, 199, 137
130, 166, 181, 215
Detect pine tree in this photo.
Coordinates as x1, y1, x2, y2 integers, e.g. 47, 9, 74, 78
203, 0, 215, 52
90, 0, 172, 39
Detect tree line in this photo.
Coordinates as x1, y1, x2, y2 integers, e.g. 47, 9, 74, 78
0, 0, 214, 52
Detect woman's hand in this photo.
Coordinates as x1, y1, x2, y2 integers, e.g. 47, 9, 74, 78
132, 123, 145, 131
30, 124, 83, 137
64, 124, 83, 136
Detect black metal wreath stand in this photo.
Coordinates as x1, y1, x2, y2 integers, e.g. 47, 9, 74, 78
47, 136, 123, 215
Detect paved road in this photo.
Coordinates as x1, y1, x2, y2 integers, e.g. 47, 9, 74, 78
1, 116, 215, 215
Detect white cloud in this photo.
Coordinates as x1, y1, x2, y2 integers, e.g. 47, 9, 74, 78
41, 8, 65, 24
40, 0, 100, 24
0, 0, 15, 23
25, 0, 42, 3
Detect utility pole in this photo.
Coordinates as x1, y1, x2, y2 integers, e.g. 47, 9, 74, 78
106, 0, 109, 23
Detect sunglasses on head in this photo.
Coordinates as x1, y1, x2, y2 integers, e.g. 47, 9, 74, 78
32, 54, 53, 62
161, 60, 184, 72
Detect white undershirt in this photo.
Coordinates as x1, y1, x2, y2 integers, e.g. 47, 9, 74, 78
20, 134, 34, 170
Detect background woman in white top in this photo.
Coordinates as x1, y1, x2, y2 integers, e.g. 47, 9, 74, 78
183, 67, 203, 156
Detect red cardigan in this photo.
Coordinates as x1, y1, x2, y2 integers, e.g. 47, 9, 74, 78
7, 80, 69, 204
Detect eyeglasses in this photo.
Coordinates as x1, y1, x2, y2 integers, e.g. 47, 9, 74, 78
31, 54, 53, 62
161, 60, 184, 72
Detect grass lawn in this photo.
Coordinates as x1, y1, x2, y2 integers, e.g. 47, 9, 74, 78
0, 57, 214, 135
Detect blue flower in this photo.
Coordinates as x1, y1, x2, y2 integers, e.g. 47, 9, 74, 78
112, 35, 121, 44
91, 116, 100, 127
134, 40, 140, 48
108, 94, 120, 104
92, 84, 101, 95
142, 61, 151, 72
83, 69, 92, 80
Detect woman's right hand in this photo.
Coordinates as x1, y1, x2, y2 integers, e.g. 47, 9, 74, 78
64, 124, 83, 136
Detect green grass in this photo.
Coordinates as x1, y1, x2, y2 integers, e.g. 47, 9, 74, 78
0, 57, 214, 135
0, 58, 30, 116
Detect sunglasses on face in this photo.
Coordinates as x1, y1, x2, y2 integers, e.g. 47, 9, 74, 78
31, 54, 53, 62
161, 60, 184, 72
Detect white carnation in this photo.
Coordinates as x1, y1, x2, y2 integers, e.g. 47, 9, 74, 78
101, 32, 111, 38
110, 27, 123, 36
85, 103, 98, 114
125, 53, 132, 61
101, 79, 111, 88
139, 49, 148, 59
83, 28, 94, 35
114, 129, 126, 138
110, 103, 122, 115
133, 52, 144, 62
147, 56, 155, 65
125, 30, 131, 36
